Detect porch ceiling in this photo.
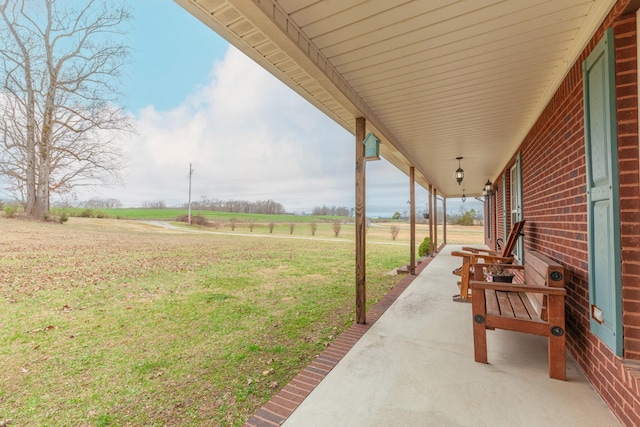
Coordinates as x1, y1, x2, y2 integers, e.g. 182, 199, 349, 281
175, 0, 616, 198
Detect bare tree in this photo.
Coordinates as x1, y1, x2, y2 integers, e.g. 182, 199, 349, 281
0, 0, 132, 218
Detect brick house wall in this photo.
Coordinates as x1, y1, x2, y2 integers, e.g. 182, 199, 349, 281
485, 1, 640, 425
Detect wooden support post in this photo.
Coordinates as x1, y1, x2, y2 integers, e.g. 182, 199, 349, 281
443, 198, 447, 244
409, 167, 416, 274
428, 184, 434, 255
355, 117, 366, 324
433, 188, 438, 252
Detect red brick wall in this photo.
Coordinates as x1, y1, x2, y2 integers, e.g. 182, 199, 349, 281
487, 2, 640, 425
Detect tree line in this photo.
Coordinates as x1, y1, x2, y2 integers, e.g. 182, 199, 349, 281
310, 205, 353, 217
183, 197, 286, 214
447, 208, 483, 226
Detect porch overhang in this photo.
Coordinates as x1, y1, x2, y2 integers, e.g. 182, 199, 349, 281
175, 0, 616, 198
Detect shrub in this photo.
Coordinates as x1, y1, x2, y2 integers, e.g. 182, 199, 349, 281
456, 211, 475, 226
174, 214, 208, 226
332, 220, 341, 237
418, 237, 431, 257
390, 225, 400, 240
4, 205, 17, 218
59, 212, 69, 223
95, 211, 108, 219
78, 208, 94, 218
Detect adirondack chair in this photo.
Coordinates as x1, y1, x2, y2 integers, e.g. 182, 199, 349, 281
451, 220, 525, 302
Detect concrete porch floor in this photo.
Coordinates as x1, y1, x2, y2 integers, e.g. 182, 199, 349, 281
276, 245, 619, 427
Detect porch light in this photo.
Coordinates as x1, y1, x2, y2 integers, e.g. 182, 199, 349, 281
484, 179, 493, 196
462, 189, 466, 203
455, 157, 464, 185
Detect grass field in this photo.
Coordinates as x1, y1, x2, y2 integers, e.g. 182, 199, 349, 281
52, 207, 345, 223
0, 216, 483, 426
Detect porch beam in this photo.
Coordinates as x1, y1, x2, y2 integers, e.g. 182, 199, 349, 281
410, 167, 416, 274
433, 188, 438, 252
429, 184, 434, 255
443, 198, 447, 244
355, 117, 366, 324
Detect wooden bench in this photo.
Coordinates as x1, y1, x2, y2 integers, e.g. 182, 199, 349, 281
451, 220, 525, 302
470, 250, 567, 380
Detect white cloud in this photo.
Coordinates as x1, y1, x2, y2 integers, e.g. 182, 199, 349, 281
74, 46, 424, 216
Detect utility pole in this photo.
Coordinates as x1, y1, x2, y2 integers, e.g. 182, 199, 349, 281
188, 163, 194, 225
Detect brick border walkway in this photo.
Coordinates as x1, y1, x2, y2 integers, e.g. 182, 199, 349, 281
244, 255, 435, 426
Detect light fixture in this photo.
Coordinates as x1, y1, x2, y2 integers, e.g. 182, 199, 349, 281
461, 189, 466, 203
484, 179, 493, 196
455, 157, 464, 185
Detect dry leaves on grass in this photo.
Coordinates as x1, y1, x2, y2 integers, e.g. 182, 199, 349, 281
0, 219, 232, 302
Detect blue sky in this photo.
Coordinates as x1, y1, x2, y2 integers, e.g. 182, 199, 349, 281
71, 0, 479, 217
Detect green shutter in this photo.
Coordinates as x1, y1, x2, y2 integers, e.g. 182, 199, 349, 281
583, 27, 623, 356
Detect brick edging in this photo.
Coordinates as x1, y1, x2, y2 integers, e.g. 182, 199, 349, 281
243, 256, 434, 426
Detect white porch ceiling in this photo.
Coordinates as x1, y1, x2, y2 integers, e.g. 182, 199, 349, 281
175, 0, 616, 198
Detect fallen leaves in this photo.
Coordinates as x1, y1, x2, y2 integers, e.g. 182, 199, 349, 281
0, 219, 226, 303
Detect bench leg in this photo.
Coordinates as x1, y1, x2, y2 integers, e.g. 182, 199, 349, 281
548, 295, 566, 380
472, 289, 488, 364
548, 334, 566, 380
454, 257, 471, 301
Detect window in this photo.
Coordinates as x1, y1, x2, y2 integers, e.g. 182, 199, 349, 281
510, 154, 523, 262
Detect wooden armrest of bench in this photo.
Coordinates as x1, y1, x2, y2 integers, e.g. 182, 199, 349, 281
452, 253, 514, 263
472, 262, 524, 270
469, 280, 567, 296
461, 246, 500, 256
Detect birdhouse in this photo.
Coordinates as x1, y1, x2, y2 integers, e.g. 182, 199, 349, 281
363, 132, 380, 161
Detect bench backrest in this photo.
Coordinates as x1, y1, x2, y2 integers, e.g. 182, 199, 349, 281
522, 250, 566, 319
500, 220, 526, 257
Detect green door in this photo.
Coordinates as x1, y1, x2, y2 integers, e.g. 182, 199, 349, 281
583, 28, 623, 356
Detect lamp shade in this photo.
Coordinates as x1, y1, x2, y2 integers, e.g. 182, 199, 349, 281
455, 157, 464, 185
484, 180, 493, 194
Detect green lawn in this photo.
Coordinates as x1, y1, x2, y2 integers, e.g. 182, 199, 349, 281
0, 217, 414, 426
53, 207, 345, 223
